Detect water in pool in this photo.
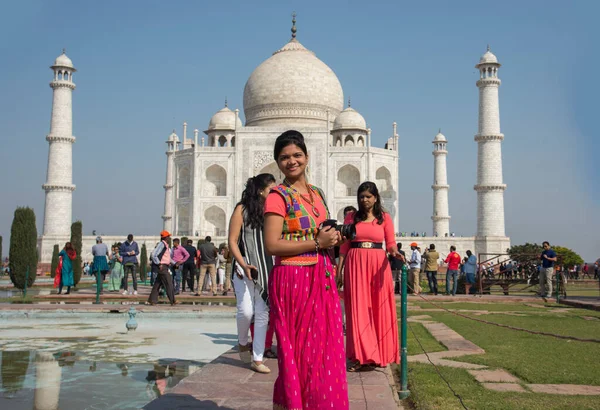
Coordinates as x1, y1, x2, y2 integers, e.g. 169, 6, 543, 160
0, 350, 203, 409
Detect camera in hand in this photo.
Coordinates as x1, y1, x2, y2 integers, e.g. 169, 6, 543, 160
250, 268, 259, 280
321, 219, 356, 240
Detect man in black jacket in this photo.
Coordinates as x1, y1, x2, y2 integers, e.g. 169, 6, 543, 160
390, 242, 406, 294
181, 240, 197, 293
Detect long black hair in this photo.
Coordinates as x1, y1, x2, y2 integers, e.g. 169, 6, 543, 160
354, 181, 385, 225
274, 130, 307, 160
239, 173, 276, 229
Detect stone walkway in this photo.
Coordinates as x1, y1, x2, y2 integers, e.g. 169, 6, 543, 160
144, 348, 403, 409
560, 297, 600, 311
408, 313, 600, 396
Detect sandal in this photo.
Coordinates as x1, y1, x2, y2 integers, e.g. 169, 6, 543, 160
263, 349, 277, 359
347, 361, 363, 372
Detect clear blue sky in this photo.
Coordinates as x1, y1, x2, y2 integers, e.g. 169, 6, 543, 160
0, 0, 598, 260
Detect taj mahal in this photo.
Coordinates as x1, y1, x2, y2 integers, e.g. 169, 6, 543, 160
37, 17, 510, 264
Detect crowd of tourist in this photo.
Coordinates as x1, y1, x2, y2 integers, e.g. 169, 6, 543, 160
68, 233, 233, 301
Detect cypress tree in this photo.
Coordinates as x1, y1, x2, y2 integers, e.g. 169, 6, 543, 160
70, 221, 83, 286
50, 244, 60, 278
9, 207, 38, 290
1, 351, 31, 393
140, 244, 148, 282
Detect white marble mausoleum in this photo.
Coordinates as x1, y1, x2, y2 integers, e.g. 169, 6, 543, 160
37, 19, 510, 264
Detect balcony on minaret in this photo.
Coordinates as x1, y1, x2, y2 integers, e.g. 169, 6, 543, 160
475, 45, 501, 85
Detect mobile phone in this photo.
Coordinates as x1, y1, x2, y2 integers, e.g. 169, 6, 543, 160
251, 268, 259, 280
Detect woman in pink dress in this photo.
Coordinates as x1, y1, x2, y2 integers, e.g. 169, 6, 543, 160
264, 130, 349, 410
339, 181, 402, 371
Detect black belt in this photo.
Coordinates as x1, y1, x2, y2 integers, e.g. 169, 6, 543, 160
350, 242, 383, 249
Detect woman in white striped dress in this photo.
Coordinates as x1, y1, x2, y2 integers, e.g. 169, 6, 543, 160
228, 173, 277, 374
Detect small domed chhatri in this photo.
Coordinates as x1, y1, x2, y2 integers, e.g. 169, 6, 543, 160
333, 101, 367, 131
168, 130, 179, 143
53, 49, 75, 69
433, 130, 447, 142
477, 45, 500, 66
208, 103, 243, 131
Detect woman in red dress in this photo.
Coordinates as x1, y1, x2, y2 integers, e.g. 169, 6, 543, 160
339, 181, 402, 371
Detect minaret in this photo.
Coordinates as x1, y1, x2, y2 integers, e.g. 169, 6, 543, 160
42, 50, 76, 236
474, 46, 506, 237
431, 130, 450, 237
33, 352, 62, 410
162, 131, 178, 232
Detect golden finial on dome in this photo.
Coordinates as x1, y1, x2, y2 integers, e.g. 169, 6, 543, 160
291, 12, 297, 39
348, 97, 351, 108
225, 97, 228, 107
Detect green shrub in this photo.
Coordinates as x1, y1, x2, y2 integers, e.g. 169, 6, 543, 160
70, 221, 83, 286
50, 244, 60, 278
140, 244, 148, 281
8, 207, 38, 290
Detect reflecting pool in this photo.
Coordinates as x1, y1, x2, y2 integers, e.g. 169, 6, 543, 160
0, 350, 203, 409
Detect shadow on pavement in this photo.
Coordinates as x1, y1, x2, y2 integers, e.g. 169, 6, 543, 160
143, 394, 235, 409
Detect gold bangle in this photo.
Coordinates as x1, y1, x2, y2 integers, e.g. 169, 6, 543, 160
315, 238, 321, 252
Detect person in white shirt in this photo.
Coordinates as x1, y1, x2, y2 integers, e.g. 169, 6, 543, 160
409, 242, 422, 295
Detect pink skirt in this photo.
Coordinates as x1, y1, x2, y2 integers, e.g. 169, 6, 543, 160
269, 254, 348, 410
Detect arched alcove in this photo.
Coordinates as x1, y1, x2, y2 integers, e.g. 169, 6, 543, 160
259, 162, 282, 183
178, 166, 191, 198
177, 204, 190, 236
336, 164, 360, 197
205, 164, 227, 196
231, 136, 235, 147
204, 206, 226, 237
357, 136, 365, 147
376, 166, 395, 199
344, 135, 354, 147
218, 135, 227, 147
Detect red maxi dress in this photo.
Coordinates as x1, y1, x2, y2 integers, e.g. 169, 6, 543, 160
341, 212, 400, 365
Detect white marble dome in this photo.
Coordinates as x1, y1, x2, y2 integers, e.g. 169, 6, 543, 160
243, 38, 344, 127
208, 106, 242, 130
53, 51, 74, 68
333, 107, 366, 130
433, 131, 446, 142
478, 47, 499, 64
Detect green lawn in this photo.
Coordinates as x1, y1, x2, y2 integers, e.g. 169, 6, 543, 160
404, 364, 600, 410
399, 302, 600, 409
409, 301, 552, 313
405, 322, 446, 356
